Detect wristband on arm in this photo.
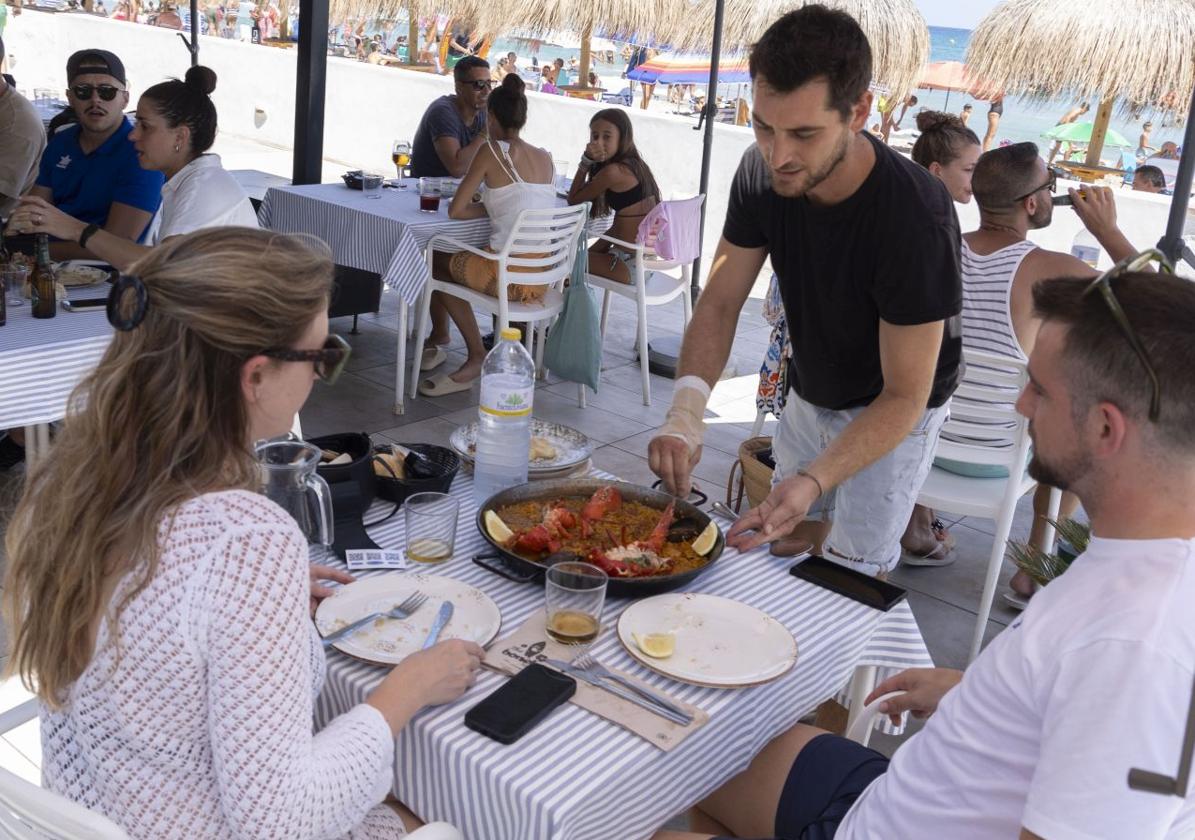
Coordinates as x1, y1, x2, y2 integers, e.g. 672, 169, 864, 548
657, 375, 711, 455
78, 223, 101, 249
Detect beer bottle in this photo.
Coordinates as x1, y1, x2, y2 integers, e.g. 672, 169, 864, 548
31, 233, 56, 319
0, 224, 9, 265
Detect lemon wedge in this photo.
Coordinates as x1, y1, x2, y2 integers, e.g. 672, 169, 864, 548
691, 521, 718, 556
633, 632, 676, 659
484, 510, 514, 544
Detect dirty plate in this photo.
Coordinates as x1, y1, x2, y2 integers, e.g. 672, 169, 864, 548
617, 593, 797, 688
315, 573, 501, 665
451, 418, 591, 474
54, 261, 116, 287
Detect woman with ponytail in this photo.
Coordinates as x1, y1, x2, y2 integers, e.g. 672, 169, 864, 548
8, 65, 257, 269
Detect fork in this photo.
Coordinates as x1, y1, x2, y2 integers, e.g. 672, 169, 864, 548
571, 652, 694, 723
321, 592, 427, 647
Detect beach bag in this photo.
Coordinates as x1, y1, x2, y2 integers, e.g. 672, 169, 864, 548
725, 436, 774, 513
543, 230, 601, 392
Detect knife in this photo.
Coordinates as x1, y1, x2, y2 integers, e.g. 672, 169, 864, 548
421, 601, 454, 649
541, 658, 693, 726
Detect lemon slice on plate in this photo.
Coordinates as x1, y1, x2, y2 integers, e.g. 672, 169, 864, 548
633, 632, 676, 659
691, 521, 718, 556
484, 510, 514, 544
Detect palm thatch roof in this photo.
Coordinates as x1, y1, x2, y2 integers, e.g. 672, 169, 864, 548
965, 0, 1195, 115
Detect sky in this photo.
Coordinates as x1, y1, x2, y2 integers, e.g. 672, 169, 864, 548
915, 0, 999, 29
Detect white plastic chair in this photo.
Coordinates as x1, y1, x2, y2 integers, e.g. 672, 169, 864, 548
409, 204, 590, 399
0, 699, 463, 840
915, 348, 1058, 663
583, 196, 703, 406
845, 691, 906, 748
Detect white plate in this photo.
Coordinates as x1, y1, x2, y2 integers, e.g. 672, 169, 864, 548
315, 573, 502, 665
617, 593, 798, 688
54, 261, 112, 287
451, 418, 591, 473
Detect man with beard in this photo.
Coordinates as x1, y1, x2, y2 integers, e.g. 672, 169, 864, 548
953, 142, 1137, 608
410, 55, 489, 179
657, 264, 1195, 840
30, 50, 163, 259
648, 6, 962, 576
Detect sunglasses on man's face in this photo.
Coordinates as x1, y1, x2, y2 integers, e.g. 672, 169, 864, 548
460, 79, 493, 92
1013, 168, 1060, 203
1082, 249, 1173, 422
71, 83, 122, 102
261, 334, 352, 385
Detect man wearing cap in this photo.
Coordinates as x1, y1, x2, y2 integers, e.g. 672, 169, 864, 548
29, 49, 163, 259
0, 37, 44, 220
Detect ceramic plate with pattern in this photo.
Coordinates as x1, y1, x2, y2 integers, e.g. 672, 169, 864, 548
451, 419, 591, 473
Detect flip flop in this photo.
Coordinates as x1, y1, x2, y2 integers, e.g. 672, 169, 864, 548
900, 544, 956, 567
420, 345, 447, 371
418, 372, 475, 397
1002, 591, 1031, 611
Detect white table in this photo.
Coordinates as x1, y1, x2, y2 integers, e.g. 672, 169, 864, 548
311, 472, 933, 840
0, 289, 112, 463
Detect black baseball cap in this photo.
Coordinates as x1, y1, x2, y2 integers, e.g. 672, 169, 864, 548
66, 49, 126, 85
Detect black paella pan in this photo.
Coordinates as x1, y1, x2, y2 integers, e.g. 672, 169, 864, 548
473, 478, 725, 598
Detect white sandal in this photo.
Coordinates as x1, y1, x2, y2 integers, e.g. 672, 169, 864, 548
420, 345, 447, 371
418, 372, 474, 397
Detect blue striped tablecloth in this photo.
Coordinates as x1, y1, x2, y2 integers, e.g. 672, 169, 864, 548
0, 294, 112, 429
312, 472, 933, 840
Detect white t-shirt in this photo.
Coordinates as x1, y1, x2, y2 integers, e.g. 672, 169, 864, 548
841, 536, 1195, 840
149, 154, 259, 244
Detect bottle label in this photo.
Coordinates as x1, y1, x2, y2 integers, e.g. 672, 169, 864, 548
1071, 244, 1100, 268
480, 381, 533, 417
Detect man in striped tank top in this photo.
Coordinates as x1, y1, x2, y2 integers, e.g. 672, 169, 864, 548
956, 141, 1139, 606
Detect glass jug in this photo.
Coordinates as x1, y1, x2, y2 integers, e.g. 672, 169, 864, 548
255, 439, 334, 546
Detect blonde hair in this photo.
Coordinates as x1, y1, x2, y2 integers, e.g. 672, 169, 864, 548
4, 227, 333, 707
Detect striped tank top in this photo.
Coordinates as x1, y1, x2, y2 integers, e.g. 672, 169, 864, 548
959, 238, 1036, 361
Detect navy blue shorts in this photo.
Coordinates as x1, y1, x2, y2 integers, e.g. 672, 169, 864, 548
711, 733, 889, 840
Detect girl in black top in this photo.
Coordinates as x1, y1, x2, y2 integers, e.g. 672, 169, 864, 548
568, 109, 660, 284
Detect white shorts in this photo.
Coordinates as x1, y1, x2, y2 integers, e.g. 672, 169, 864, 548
773, 392, 948, 575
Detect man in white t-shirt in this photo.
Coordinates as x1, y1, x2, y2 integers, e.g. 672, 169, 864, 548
654, 264, 1195, 839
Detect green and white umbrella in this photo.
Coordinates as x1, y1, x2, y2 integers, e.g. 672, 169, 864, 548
1042, 121, 1133, 148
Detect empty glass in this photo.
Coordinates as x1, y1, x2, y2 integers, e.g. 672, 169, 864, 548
545, 561, 608, 645
404, 491, 459, 564
2, 267, 28, 307
361, 170, 384, 199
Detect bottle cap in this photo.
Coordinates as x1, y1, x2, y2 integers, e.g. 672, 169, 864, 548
499, 327, 522, 342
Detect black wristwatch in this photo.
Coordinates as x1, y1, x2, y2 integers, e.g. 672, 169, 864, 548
78, 223, 101, 249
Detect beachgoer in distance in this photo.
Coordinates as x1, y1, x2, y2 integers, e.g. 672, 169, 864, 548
959, 102, 972, 126
551, 57, 569, 87
879, 93, 916, 143
10, 66, 258, 271
648, 8, 962, 577
658, 267, 1195, 840
26, 49, 163, 259
497, 51, 517, 79
1137, 120, 1155, 159
1132, 164, 1166, 193
410, 55, 489, 179
538, 65, 558, 94
1047, 101, 1089, 163
567, 108, 661, 285
0, 36, 45, 219
417, 75, 557, 396
154, 2, 181, 29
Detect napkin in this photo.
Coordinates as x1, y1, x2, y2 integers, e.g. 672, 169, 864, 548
483, 610, 709, 751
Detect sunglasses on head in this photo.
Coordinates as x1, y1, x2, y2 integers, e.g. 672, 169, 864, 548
71, 83, 122, 102
460, 79, 493, 91
261, 334, 352, 385
1012, 167, 1061, 203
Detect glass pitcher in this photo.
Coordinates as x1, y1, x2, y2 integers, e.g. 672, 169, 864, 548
255, 439, 334, 546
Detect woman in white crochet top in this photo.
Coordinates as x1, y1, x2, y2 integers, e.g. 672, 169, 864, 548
2, 227, 484, 838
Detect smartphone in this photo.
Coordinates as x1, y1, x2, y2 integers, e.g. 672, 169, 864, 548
755, 447, 776, 470
465, 664, 576, 744
789, 555, 907, 611
61, 298, 107, 311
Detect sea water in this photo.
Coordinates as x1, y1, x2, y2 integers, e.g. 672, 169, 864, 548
473, 329, 535, 505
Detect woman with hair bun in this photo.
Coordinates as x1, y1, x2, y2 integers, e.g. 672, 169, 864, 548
418, 72, 557, 396
7, 65, 257, 270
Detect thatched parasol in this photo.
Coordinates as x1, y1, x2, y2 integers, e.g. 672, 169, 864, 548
965, 0, 1195, 165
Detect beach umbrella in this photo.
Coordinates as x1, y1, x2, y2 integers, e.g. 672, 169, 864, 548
965, 0, 1195, 266
916, 60, 997, 110
627, 52, 751, 85
1042, 121, 1133, 148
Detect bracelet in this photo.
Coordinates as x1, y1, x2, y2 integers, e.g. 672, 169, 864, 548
796, 469, 824, 499
579, 154, 596, 169
78, 223, 100, 249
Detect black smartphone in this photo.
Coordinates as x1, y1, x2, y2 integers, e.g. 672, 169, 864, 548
789, 555, 907, 611
61, 298, 107, 311
755, 447, 776, 470
465, 664, 576, 744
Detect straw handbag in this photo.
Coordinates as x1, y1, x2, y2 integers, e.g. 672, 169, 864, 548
726, 436, 774, 513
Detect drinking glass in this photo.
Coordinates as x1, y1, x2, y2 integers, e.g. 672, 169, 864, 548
418, 177, 442, 212
2, 267, 28, 307
545, 561, 608, 645
404, 491, 459, 564
391, 140, 412, 189
553, 159, 572, 193
361, 170, 384, 199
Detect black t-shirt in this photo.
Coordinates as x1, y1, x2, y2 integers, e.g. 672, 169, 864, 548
723, 132, 962, 410
411, 96, 484, 179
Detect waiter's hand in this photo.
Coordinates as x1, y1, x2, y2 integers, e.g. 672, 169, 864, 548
648, 436, 701, 499
726, 474, 820, 552
309, 564, 355, 617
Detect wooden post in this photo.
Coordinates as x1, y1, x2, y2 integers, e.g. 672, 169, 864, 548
407, 4, 418, 65
578, 22, 592, 89
1084, 96, 1115, 166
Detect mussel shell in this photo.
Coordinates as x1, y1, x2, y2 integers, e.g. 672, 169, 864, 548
666, 515, 705, 543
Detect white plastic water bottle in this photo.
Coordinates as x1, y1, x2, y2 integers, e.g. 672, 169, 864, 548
473, 327, 535, 504
1070, 228, 1101, 268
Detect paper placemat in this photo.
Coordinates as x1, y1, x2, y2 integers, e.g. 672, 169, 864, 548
484, 611, 709, 751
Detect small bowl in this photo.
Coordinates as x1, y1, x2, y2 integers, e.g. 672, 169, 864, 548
374, 443, 460, 505
341, 170, 364, 190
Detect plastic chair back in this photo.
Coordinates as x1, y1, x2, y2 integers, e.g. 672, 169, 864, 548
497, 204, 589, 289
0, 767, 130, 840
934, 349, 1030, 469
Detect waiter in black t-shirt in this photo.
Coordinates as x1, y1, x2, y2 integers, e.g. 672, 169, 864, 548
648, 6, 962, 577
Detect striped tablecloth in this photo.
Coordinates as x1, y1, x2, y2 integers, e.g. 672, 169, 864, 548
312, 472, 933, 840
0, 296, 112, 429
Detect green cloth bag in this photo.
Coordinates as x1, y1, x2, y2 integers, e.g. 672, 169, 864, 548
543, 229, 602, 393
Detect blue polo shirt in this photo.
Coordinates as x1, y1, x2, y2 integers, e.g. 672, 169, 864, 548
35, 117, 164, 241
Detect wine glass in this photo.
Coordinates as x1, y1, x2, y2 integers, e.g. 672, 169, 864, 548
392, 140, 412, 189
